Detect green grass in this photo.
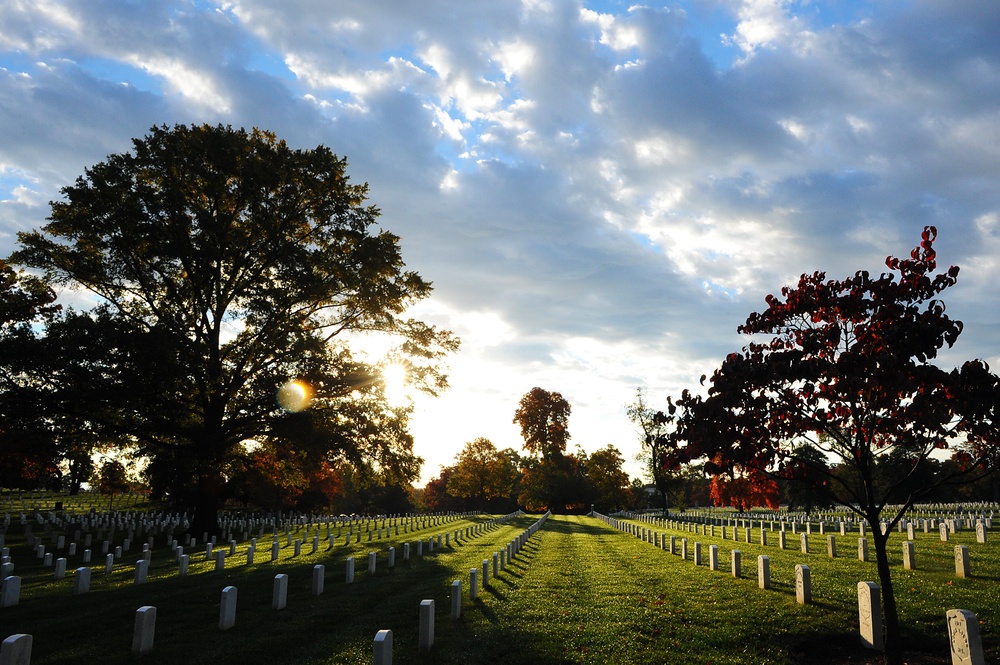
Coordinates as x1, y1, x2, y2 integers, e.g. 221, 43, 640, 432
2, 499, 998, 664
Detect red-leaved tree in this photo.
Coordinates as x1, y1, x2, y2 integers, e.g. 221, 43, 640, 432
679, 227, 999, 665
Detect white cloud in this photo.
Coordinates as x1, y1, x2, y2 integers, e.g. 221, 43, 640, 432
1, 0, 999, 485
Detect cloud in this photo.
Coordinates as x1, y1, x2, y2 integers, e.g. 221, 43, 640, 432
1, 0, 999, 481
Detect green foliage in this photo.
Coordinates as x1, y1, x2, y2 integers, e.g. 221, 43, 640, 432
5, 124, 457, 530
446, 437, 519, 510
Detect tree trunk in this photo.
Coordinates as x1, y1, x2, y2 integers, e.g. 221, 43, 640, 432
188, 473, 222, 537
873, 529, 904, 665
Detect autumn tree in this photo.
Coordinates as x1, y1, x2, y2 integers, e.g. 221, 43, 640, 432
422, 466, 463, 513
447, 437, 518, 511
8, 124, 457, 534
680, 227, 1000, 665
513, 387, 571, 460
513, 388, 579, 512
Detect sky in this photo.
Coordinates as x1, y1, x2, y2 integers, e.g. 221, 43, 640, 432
2, 0, 999, 485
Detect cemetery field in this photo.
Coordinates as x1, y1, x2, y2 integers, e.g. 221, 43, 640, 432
1, 500, 998, 664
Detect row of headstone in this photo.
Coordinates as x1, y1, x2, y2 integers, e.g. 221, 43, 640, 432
3, 511, 512, 606
606, 513, 992, 579
600, 512, 989, 663
597, 512, 816, 605
1, 508, 487, 559
371, 511, 550, 665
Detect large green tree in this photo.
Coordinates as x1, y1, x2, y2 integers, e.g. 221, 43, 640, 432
584, 444, 632, 512
446, 437, 519, 511
8, 124, 458, 533
0, 260, 63, 490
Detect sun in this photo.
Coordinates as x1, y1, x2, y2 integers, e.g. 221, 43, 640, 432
382, 363, 409, 406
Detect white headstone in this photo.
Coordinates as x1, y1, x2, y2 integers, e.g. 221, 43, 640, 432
857, 582, 883, 651
955, 546, 971, 579
134, 559, 148, 584
1, 576, 21, 607
346, 557, 355, 583
419, 599, 435, 653
131, 606, 156, 655
451, 580, 462, 620
219, 586, 237, 630
73, 567, 91, 595
795, 564, 811, 604
272, 573, 288, 610
373, 630, 393, 665
903, 541, 915, 570
947, 609, 985, 665
0, 634, 32, 665
731, 550, 741, 578
758, 556, 770, 590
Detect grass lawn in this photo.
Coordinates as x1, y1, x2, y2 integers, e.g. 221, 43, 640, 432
1, 497, 997, 664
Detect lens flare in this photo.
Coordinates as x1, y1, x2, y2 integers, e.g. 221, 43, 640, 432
277, 380, 312, 412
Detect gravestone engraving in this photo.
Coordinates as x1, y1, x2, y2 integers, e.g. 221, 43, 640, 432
947, 608, 985, 665
955, 546, 970, 578
857, 582, 883, 651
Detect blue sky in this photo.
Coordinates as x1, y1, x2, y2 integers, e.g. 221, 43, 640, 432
2, 0, 999, 483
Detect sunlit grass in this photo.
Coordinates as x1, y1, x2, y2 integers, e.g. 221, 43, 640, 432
2, 497, 997, 664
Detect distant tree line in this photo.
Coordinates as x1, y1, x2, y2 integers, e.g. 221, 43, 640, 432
421, 388, 642, 514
